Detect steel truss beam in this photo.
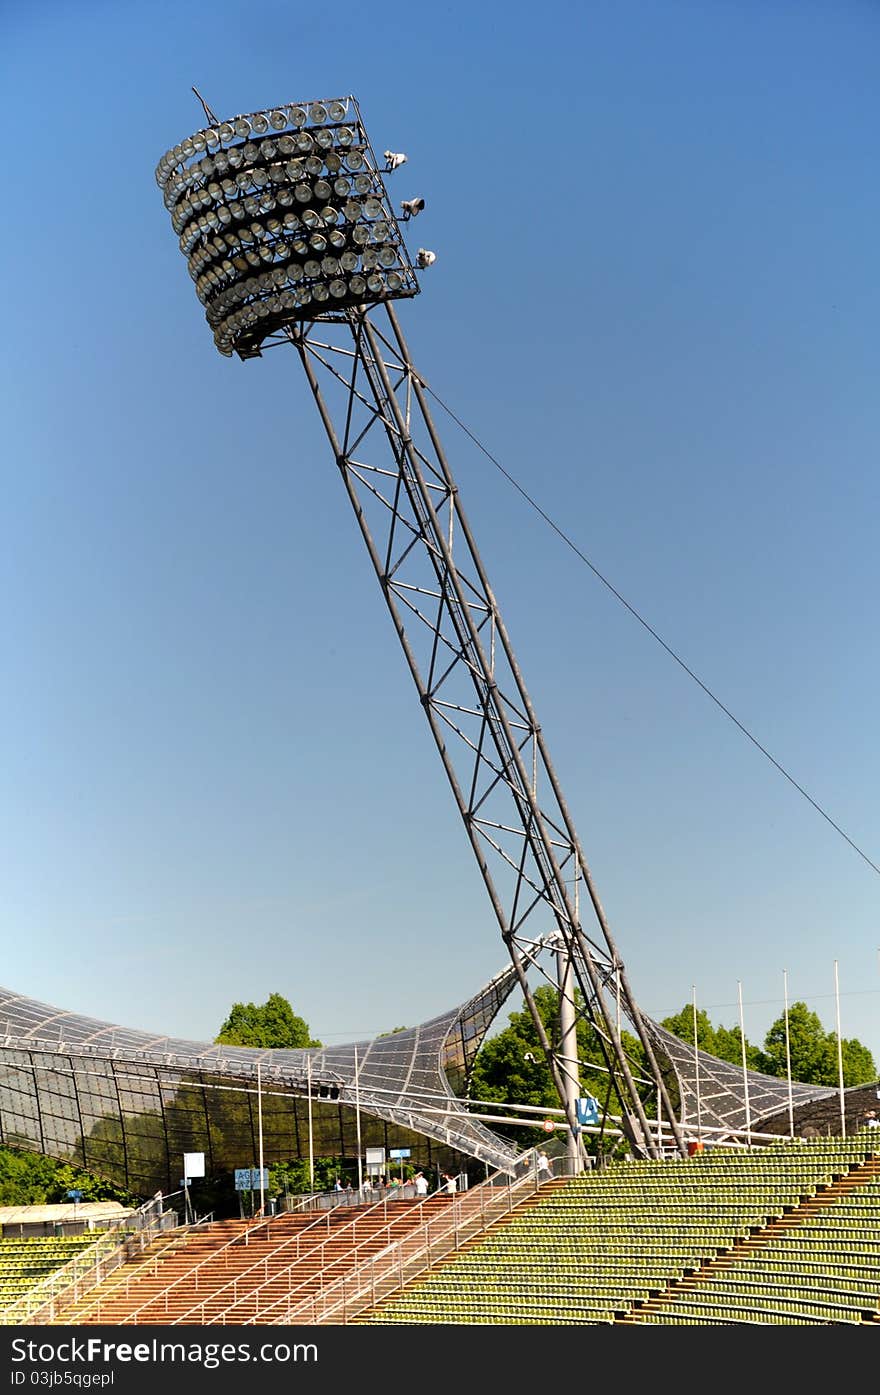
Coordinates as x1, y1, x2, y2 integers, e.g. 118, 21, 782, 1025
275, 303, 686, 1159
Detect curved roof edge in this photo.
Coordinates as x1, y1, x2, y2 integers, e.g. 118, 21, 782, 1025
0, 963, 523, 1176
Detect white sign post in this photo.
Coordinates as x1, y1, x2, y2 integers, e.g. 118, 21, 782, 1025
182, 1152, 205, 1225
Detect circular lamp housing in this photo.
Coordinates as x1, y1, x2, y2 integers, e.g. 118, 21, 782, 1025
157, 95, 421, 358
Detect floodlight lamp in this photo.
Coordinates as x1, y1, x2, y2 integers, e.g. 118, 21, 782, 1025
315, 128, 334, 149
345, 151, 365, 171
309, 103, 328, 123
313, 283, 329, 301
387, 271, 403, 291
416, 247, 436, 268
313, 179, 332, 200
296, 131, 314, 152
384, 151, 407, 171
330, 279, 346, 298
260, 139, 277, 159
278, 135, 296, 155
363, 198, 383, 219
251, 113, 269, 135
349, 274, 366, 296
324, 152, 342, 174
289, 106, 307, 127
400, 197, 425, 219
327, 100, 348, 121
218, 122, 235, 142
336, 126, 354, 146
270, 109, 288, 130
341, 250, 359, 271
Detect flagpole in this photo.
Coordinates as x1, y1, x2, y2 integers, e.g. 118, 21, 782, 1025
257, 1061, 265, 1217
692, 986, 702, 1145
354, 1045, 363, 1193
783, 969, 794, 1139
307, 1054, 314, 1191
737, 981, 752, 1148
834, 960, 846, 1137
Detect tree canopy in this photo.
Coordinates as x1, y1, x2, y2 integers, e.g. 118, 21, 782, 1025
214, 992, 322, 1049
467, 988, 877, 1153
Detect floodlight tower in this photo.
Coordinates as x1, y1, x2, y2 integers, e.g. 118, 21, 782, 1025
155, 94, 688, 1162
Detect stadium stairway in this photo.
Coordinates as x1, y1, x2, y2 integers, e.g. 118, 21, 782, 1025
53, 1195, 462, 1325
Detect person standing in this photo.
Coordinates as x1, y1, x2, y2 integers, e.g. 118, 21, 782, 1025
414, 1171, 429, 1197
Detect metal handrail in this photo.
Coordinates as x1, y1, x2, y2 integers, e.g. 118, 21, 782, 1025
0, 1191, 176, 1326
238, 1154, 552, 1326
87, 1195, 334, 1326
172, 1187, 440, 1325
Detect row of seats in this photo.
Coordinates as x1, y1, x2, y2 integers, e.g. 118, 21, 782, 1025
359, 1133, 880, 1326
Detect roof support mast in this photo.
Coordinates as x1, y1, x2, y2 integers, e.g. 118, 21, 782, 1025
154, 92, 688, 1161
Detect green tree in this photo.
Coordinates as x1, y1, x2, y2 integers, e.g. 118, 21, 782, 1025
660, 1007, 764, 1071
215, 993, 322, 1049
0, 1147, 136, 1208
661, 999, 876, 1088
760, 1001, 875, 1087
468, 986, 637, 1158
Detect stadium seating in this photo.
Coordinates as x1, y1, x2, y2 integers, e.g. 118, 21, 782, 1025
359, 1131, 880, 1326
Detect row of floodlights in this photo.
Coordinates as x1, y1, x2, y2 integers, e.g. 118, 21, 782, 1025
156, 99, 354, 184
164, 127, 366, 208
196, 236, 403, 286
199, 245, 407, 307
212, 272, 416, 353
183, 196, 395, 264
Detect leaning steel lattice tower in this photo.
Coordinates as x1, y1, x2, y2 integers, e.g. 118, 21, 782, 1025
155, 93, 687, 1162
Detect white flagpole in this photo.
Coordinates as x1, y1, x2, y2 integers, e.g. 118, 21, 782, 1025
783, 969, 794, 1139
834, 960, 846, 1137
257, 1061, 265, 1217
307, 1054, 314, 1191
692, 986, 702, 1145
354, 1045, 363, 1193
737, 981, 752, 1148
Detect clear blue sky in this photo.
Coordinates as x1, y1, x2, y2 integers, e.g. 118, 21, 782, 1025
2, 1, 878, 1068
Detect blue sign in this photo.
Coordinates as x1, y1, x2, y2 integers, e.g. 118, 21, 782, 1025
66, 1190, 83, 1202
388, 1148, 411, 1160
235, 1168, 270, 1191
576, 1095, 600, 1127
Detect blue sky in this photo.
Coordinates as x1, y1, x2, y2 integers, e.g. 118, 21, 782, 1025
2, 1, 879, 1068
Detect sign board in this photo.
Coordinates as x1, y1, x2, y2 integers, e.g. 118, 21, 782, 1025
234, 1168, 270, 1191
576, 1095, 600, 1127
388, 1148, 411, 1160
542, 1119, 555, 1133
183, 1151, 205, 1179
66, 1190, 83, 1202
365, 1147, 385, 1166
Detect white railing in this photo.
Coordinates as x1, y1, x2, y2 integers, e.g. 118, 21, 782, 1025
116, 1185, 422, 1325
234, 1152, 555, 1326
0, 1192, 179, 1326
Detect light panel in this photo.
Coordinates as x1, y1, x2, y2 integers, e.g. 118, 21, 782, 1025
156, 94, 421, 358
